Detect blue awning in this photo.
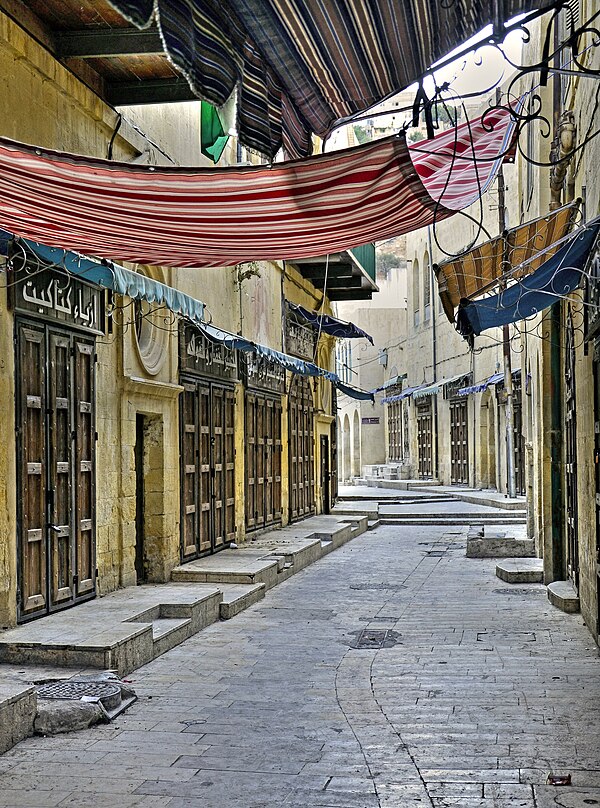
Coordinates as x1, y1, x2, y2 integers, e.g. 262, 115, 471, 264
4, 231, 206, 326
457, 219, 600, 338
381, 383, 428, 404
458, 369, 521, 396
287, 301, 374, 344
199, 323, 374, 401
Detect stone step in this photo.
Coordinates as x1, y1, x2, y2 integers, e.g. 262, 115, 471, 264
496, 558, 543, 584
219, 583, 266, 620
0, 586, 223, 677
380, 517, 526, 527
547, 580, 580, 613
367, 519, 381, 531
150, 617, 193, 657
466, 529, 535, 559
0, 681, 36, 754
172, 555, 282, 589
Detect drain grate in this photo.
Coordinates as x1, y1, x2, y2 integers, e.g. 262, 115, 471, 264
424, 550, 447, 557
37, 681, 121, 702
494, 587, 546, 596
350, 629, 401, 649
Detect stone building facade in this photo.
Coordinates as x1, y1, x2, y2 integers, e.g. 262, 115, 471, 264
0, 9, 375, 627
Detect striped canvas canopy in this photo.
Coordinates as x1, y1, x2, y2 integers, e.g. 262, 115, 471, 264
434, 202, 580, 323
0, 107, 516, 269
108, 0, 554, 158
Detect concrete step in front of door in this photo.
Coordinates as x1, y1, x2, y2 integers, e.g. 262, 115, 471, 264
547, 580, 581, 613
496, 558, 544, 584
219, 583, 266, 619
0, 680, 36, 754
466, 526, 535, 558
0, 584, 223, 677
380, 516, 527, 527
171, 516, 368, 587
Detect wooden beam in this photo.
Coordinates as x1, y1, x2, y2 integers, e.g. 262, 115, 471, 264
310, 276, 363, 289
328, 290, 373, 301
57, 28, 164, 58
107, 78, 197, 105
297, 264, 353, 280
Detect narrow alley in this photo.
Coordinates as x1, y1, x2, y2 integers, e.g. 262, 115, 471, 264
1, 496, 598, 808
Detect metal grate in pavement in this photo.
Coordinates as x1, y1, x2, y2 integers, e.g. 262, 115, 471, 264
350, 629, 402, 649
37, 681, 121, 701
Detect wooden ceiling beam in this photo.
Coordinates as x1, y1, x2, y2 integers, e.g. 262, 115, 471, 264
106, 78, 197, 106
56, 27, 164, 58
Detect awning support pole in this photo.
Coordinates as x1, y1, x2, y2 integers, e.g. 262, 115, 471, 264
497, 86, 517, 498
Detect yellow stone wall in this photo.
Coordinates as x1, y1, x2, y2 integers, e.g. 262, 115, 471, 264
0, 11, 337, 627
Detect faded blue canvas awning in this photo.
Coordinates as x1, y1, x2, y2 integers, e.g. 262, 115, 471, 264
457, 220, 600, 338
287, 301, 374, 344
4, 231, 206, 326
412, 373, 469, 400
381, 383, 428, 404
457, 370, 520, 396
199, 323, 374, 401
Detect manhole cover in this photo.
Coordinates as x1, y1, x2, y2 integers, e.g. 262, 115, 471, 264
37, 680, 121, 706
349, 583, 407, 591
349, 629, 401, 649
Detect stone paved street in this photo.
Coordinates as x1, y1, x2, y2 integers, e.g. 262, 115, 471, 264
1, 521, 599, 808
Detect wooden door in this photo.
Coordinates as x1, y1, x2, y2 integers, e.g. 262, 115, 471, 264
180, 380, 235, 559
565, 308, 579, 587
330, 389, 338, 505
17, 324, 48, 618
320, 435, 330, 514
17, 322, 96, 621
73, 337, 96, 597
449, 398, 469, 485
388, 400, 402, 461
513, 380, 526, 497
288, 376, 315, 522
244, 391, 282, 532
416, 399, 433, 479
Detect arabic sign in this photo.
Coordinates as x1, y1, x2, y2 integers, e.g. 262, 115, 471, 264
242, 350, 286, 393
285, 313, 315, 360
9, 261, 104, 335
180, 323, 238, 381
361, 417, 380, 425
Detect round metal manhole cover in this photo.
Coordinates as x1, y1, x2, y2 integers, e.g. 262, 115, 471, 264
37, 681, 121, 706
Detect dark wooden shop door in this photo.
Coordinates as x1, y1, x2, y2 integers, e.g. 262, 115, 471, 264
416, 399, 434, 479
449, 398, 469, 485
17, 322, 96, 621
288, 376, 315, 521
245, 392, 282, 532
180, 381, 235, 560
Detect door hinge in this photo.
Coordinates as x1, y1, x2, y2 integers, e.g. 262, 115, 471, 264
73, 574, 79, 585
95, 568, 99, 578
95, 431, 98, 442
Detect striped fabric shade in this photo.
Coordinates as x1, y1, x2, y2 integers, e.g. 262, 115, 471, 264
108, 0, 554, 158
434, 202, 580, 322
0, 107, 515, 269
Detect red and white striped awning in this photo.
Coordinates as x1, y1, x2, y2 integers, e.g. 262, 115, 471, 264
0, 107, 516, 268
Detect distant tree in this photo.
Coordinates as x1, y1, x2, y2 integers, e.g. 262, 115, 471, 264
354, 124, 371, 144
408, 130, 425, 143
433, 103, 462, 128
377, 250, 400, 272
